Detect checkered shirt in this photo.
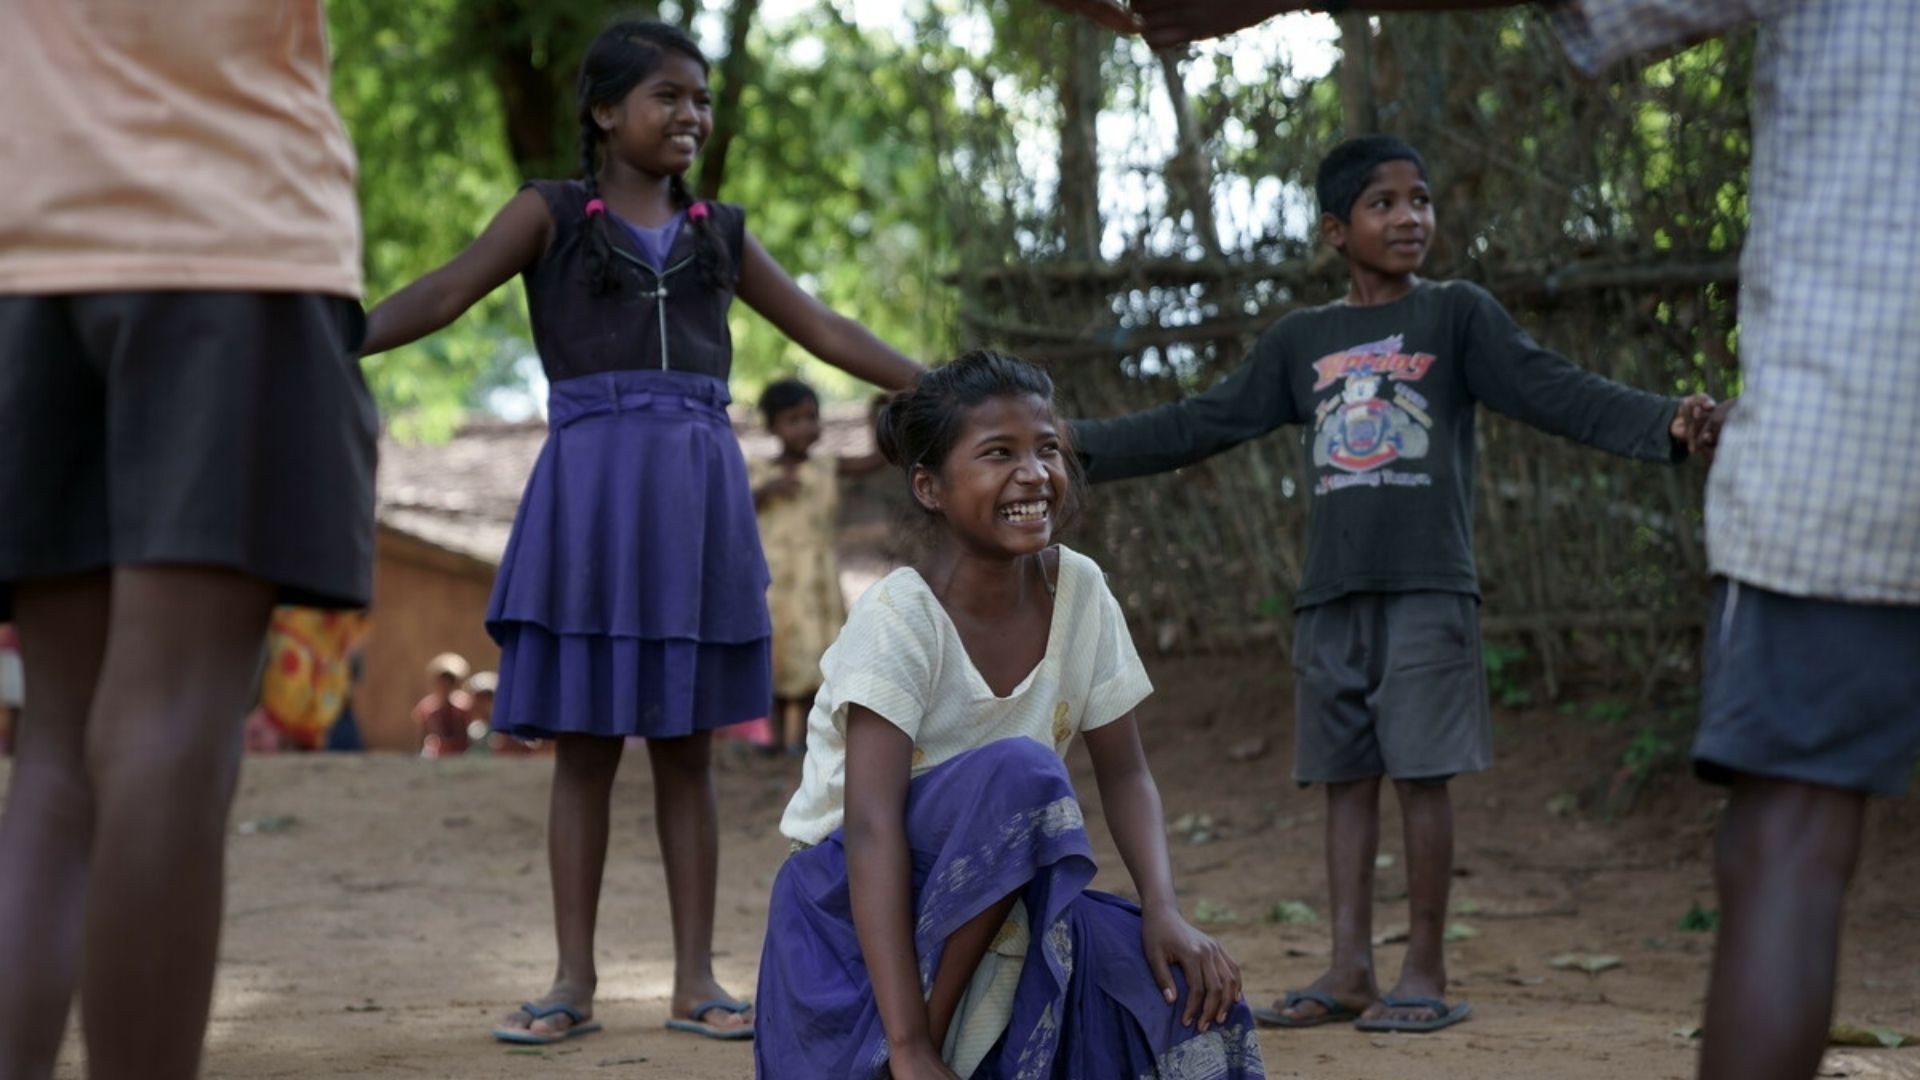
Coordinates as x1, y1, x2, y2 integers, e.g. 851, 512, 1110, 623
1552, 0, 1920, 603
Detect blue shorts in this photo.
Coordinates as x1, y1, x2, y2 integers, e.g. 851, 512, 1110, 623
1291, 591, 1491, 785
1695, 578, 1920, 796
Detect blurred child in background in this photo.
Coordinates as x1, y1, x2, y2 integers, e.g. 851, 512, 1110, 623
749, 379, 885, 755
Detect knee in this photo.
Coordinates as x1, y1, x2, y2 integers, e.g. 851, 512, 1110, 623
646, 731, 714, 774
3, 754, 95, 829
555, 735, 625, 784
970, 736, 1068, 781
924, 738, 1073, 803
85, 721, 242, 826
1717, 785, 1864, 890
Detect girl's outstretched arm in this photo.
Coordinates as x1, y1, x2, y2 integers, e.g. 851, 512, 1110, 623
1083, 716, 1244, 1033
842, 707, 960, 1080
359, 188, 553, 357
735, 230, 925, 391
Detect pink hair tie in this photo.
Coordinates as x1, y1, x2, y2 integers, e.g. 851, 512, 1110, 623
584, 198, 606, 217
688, 201, 710, 222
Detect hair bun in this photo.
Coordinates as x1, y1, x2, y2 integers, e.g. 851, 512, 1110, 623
872, 391, 908, 468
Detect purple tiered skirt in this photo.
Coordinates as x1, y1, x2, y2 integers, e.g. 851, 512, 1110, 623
754, 738, 1267, 1080
486, 370, 771, 740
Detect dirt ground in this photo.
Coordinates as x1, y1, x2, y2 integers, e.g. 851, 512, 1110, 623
14, 655, 1920, 1079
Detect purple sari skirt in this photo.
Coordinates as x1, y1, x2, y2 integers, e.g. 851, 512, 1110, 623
754, 737, 1266, 1079
486, 370, 771, 740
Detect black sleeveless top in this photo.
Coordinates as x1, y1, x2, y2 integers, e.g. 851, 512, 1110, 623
520, 179, 748, 382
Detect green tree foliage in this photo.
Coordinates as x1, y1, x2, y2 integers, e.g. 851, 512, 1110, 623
329, 0, 530, 436
330, 0, 968, 425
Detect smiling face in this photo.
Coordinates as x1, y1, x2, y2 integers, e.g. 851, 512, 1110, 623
593, 50, 712, 179
1321, 159, 1434, 282
911, 393, 1068, 560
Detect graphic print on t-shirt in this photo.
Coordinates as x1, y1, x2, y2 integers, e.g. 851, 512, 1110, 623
1310, 334, 1437, 492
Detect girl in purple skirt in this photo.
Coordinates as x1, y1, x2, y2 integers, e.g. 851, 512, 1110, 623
360, 20, 921, 1045
755, 351, 1265, 1079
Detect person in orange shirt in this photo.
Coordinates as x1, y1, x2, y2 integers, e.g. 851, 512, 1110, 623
0, 4, 370, 1078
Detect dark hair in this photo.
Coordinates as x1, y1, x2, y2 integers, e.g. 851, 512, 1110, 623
1315, 135, 1429, 223
758, 377, 819, 424
874, 349, 1084, 528
576, 20, 733, 294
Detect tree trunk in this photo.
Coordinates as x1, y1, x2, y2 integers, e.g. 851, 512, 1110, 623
1157, 51, 1222, 259
1337, 12, 1378, 134
471, 1, 680, 181
697, 0, 762, 199
1058, 19, 1103, 262
472, 0, 570, 179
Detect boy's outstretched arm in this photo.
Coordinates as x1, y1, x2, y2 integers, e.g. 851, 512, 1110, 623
1084, 716, 1244, 1032
360, 188, 553, 357
1460, 285, 1701, 463
736, 231, 926, 392
1072, 323, 1301, 483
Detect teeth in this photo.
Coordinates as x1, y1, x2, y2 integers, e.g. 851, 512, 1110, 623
999, 500, 1050, 523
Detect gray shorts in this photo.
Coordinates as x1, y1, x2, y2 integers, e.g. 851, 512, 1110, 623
0, 292, 376, 620
1292, 590, 1491, 784
1695, 578, 1920, 796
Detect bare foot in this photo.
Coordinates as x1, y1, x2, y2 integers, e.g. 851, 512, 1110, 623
495, 978, 595, 1039
671, 977, 753, 1034
1269, 968, 1375, 1023
1360, 970, 1449, 1024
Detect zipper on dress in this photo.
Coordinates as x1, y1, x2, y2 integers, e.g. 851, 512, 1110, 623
613, 249, 696, 371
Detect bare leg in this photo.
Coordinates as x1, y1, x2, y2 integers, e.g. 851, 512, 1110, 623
1698, 775, 1865, 1080
1364, 778, 1455, 1023
926, 893, 1021, 1050
0, 573, 111, 1080
648, 733, 750, 1032
78, 566, 275, 1080
779, 698, 805, 754
497, 733, 624, 1038
1274, 777, 1381, 1021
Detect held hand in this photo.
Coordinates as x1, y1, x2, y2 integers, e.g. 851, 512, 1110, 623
1141, 906, 1243, 1033
1668, 392, 1718, 459
1694, 397, 1739, 467
886, 1039, 963, 1080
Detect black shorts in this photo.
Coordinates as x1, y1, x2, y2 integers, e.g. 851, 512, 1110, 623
0, 291, 376, 620
1695, 578, 1920, 796
1291, 590, 1492, 785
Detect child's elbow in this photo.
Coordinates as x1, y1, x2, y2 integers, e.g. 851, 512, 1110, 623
842, 805, 900, 853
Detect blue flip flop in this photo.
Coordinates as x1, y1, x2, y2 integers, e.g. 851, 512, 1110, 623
664, 998, 755, 1041
1253, 989, 1364, 1028
492, 1001, 603, 1045
1351, 994, 1472, 1033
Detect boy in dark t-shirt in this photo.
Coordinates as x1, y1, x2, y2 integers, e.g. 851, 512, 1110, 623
1074, 136, 1716, 1033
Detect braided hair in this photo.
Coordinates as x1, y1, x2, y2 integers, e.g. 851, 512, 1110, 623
576, 20, 735, 295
